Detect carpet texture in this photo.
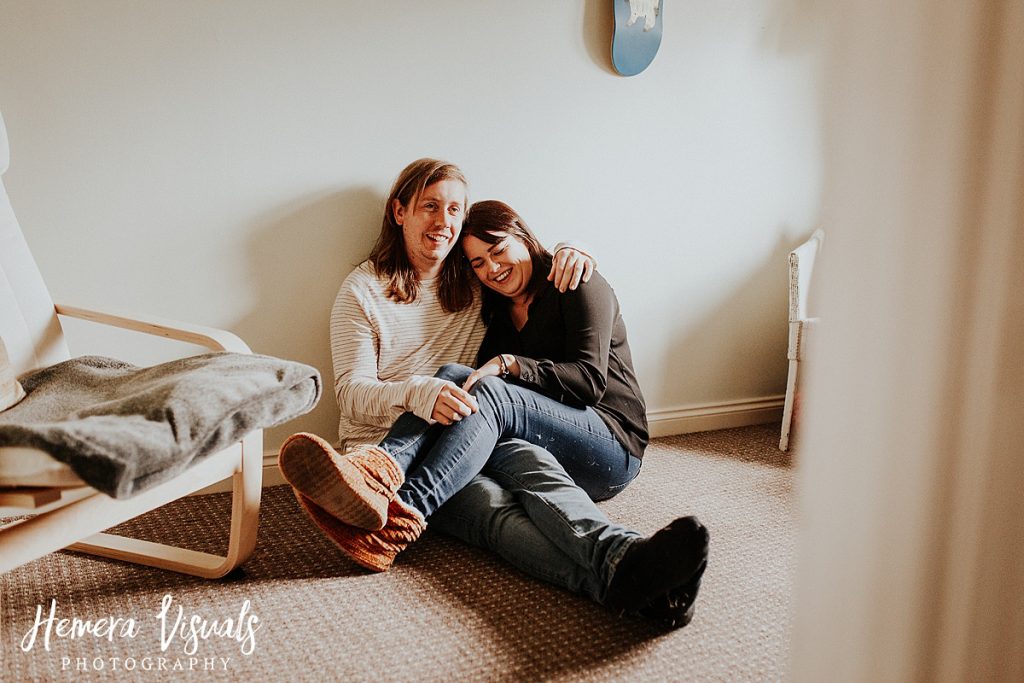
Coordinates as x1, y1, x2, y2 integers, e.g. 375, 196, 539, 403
1, 424, 795, 682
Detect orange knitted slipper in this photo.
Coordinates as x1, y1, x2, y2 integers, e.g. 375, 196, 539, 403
278, 432, 403, 530
294, 492, 426, 572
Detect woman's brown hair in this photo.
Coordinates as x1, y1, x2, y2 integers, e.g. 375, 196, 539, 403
368, 158, 475, 313
460, 200, 552, 323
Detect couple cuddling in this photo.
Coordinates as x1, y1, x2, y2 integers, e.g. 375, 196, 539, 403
278, 159, 709, 629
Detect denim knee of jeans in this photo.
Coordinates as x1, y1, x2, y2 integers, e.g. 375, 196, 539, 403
468, 374, 512, 405
434, 363, 473, 383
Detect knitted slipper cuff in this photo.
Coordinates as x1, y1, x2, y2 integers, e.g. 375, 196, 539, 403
348, 445, 404, 495
293, 491, 402, 572
384, 497, 426, 538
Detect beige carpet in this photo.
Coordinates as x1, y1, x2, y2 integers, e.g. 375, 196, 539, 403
1, 424, 795, 682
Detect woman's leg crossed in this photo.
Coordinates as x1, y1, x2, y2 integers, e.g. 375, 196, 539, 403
470, 376, 640, 499
398, 376, 637, 517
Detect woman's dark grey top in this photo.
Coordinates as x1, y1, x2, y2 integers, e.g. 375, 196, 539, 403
477, 271, 649, 460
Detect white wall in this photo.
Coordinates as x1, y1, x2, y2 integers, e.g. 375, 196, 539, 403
0, 1, 821, 448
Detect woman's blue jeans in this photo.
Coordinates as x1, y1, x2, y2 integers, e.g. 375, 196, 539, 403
383, 364, 641, 518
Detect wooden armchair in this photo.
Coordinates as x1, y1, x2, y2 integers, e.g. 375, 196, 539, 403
0, 110, 262, 578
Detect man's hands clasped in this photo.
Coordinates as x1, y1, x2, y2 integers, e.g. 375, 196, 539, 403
430, 383, 478, 426
431, 354, 522, 425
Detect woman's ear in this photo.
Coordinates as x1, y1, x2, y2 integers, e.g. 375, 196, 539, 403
392, 199, 406, 226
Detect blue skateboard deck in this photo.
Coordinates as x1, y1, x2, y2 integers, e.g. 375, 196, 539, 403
611, 0, 663, 77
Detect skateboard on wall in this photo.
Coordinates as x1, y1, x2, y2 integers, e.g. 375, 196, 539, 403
611, 0, 663, 77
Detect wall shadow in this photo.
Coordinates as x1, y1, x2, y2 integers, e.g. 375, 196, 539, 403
233, 187, 383, 449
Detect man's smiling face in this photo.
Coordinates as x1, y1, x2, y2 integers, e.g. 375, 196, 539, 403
394, 178, 467, 279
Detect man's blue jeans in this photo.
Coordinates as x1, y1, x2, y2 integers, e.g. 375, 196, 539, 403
383, 364, 641, 518
429, 438, 640, 605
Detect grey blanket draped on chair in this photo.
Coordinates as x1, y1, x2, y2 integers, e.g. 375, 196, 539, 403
0, 353, 320, 498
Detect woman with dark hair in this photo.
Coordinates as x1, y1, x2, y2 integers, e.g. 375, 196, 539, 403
282, 193, 709, 628
456, 199, 649, 500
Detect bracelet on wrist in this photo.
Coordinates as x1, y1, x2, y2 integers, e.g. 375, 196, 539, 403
497, 354, 510, 379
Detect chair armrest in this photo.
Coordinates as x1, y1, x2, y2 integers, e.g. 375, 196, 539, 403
54, 304, 252, 353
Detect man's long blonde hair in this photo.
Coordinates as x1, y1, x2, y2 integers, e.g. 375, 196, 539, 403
368, 158, 475, 313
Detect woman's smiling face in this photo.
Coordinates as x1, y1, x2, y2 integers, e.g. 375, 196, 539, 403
462, 231, 534, 302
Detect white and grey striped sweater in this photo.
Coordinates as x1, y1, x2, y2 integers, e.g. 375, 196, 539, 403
329, 261, 485, 449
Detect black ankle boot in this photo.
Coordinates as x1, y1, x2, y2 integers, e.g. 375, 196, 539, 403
639, 559, 707, 629
605, 516, 709, 618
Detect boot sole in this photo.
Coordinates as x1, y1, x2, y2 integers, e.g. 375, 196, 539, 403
278, 433, 389, 530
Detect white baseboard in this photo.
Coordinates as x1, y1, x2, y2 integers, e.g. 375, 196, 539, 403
646, 395, 785, 438
261, 458, 287, 488
191, 395, 785, 495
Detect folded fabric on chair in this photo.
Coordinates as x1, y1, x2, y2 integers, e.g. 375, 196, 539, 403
0, 353, 321, 498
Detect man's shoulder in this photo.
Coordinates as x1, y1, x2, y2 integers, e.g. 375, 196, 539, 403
340, 260, 379, 284
337, 261, 386, 296
331, 262, 391, 320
